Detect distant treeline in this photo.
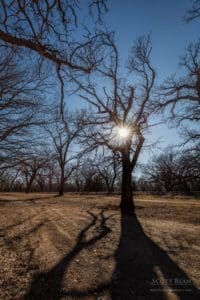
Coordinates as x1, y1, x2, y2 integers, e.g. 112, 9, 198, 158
1, 147, 199, 196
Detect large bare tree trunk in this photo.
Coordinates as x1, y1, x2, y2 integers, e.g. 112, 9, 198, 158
59, 167, 65, 196
120, 154, 135, 214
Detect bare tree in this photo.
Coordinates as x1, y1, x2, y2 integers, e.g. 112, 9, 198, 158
0, 167, 20, 192
184, 0, 200, 22
175, 148, 200, 193
19, 148, 52, 193
44, 158, 58, 193
0, 47, 46, 147
155, 40, 200, 147
35, 157, 58, 192
94, 152, 121, 193
0, 45, 51, 189
141, 149, 178, 193
46, 109, 83, 196
0, 1, 107, 73
70, 159, 84, 192
142, 147, 200, 194
78, 158, 105, 192
72, 35, 156, 213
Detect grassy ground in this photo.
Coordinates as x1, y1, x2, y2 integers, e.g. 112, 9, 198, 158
0, 192, 199, 299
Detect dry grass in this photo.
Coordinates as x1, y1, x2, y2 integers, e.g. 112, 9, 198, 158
0, 193, 199, 299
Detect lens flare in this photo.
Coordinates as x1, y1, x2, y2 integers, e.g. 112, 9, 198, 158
118, 127, 130, 138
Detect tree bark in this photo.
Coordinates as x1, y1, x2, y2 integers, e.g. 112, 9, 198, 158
59, 167, 65, 196
120, 154, 135, 214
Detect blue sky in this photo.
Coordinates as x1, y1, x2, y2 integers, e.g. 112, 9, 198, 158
105, 0, 199, 76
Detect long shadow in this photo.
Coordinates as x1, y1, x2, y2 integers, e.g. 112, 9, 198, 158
6, 221, 47, 244
24, 209, 112, 300
0, 215, 45, 244
1, 214, 38, 231
0, 195, 57, 205
23, 207, 199, 300
111, 211, 199, 300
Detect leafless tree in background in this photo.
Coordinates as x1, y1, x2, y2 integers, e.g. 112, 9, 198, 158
155, 40, 200, 148
72, 35, 156, 213
0, 1, 110, 120
141, 149, 178, 193
19, 148, 52, 193
176, 149, 200, 193
141, 147, 200, 194
0, 47, 46, 145
94, 152, 121, 193
184, 0, 200, 22
77, 158, 105, 192
43, 158, 59, 193
0, 43, 51, 184
69, 150, 120, 193
0, 167, 20, 191
0, 0, 107, 73
46, 109, 83, 196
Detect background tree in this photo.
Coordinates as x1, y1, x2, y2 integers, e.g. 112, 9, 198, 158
0, 1, 110, 125
184, 0, 200, 22
175, 148, 200, 193
0, 1, 107, 74
141, 148, 178, 193
43, 158, 59, 193
19, 148, 52, 193
79, 158, 105, 192
155, 40, 200, 149
0, 167, 20, 192
70, 159, 85, 193
94, 152, 121, 193
141, 147, 200, 194
73, 35, 156, 213
0, 46, 46, 149
46, 109, 83, 196
0, 44, 51, 192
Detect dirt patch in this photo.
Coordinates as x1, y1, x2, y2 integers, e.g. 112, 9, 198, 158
0, 193, 199, 299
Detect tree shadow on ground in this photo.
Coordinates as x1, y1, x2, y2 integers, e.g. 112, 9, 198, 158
0, 195, 58, 205
24, 209, 112, 300
0, 214, 38, 232
24, 208, 199, 300
111, 212, 199, 300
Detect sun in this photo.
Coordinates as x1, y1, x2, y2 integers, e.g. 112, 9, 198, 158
118, 126, 130, 138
